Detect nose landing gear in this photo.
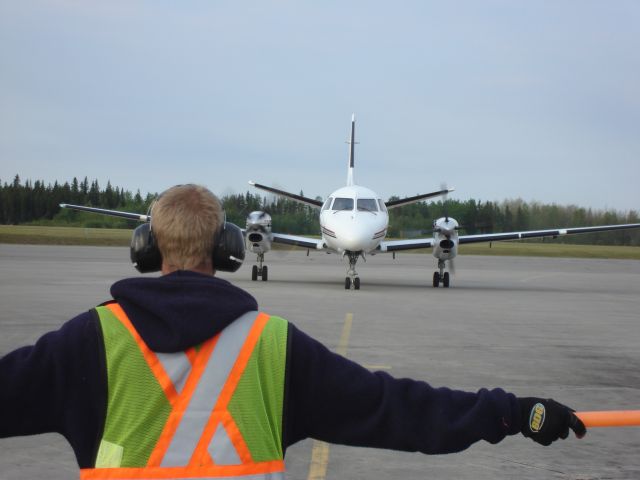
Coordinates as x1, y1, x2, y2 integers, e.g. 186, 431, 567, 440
251, 253, 268, 281
344, 251, 362, 290
432, 259, 450, 288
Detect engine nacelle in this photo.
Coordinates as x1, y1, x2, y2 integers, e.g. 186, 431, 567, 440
432, 216, 459, 260
245, 211, 273, 254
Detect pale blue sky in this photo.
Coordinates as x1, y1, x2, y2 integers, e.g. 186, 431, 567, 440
1, 1, 639, 212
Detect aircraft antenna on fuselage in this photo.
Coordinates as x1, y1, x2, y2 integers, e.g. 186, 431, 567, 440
347, 113, 358, 186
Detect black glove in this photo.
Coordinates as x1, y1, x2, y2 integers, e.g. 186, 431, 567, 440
518, 397, 587, 446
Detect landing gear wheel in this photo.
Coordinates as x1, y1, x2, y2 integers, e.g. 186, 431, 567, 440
432, 271, 440, 288
262, 265, 268, 282
345, 277, 351, 290
354, 277, 360, 290
443, 272, 450, 288
251, 265, 258, 281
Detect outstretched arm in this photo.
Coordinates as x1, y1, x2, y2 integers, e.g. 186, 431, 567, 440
0, 312, 106, 467
283, 324, 521, 454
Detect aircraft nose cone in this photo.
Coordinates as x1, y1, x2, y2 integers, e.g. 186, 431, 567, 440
337, 229, 369, 251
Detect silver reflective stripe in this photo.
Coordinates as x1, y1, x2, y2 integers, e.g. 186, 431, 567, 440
161, 311, 259, 467
209, 423, 241, 465
156, 352, 192, 395
174, 474, 284, 480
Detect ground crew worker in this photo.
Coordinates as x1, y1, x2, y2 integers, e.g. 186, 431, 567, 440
0, 184, 586, 478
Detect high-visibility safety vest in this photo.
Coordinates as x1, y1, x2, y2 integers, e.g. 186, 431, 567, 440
81, 303, 288, 480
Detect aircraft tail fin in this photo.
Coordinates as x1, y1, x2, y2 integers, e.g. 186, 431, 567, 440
346, 114, 357, 186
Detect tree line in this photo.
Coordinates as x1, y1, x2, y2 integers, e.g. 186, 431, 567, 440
1, 175, 638, 245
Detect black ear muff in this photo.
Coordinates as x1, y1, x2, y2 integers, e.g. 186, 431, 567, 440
130, 222, 162, 273
213, 222, 245, 272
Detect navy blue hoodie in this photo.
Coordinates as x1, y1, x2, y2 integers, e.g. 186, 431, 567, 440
0, 271, 521, 468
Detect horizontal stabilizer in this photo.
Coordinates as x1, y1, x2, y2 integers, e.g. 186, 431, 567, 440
249, 181, 323, 208
385, 187, 454, 209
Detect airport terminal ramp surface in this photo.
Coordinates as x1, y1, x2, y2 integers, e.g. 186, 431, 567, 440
1, 244, 639, 479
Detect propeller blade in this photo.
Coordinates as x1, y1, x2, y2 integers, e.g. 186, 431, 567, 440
440, 182, 449, 221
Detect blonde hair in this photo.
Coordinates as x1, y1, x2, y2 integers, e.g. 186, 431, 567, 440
151, 184, 223, 270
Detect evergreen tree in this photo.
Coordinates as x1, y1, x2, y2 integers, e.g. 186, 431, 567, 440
71, 177, 81, 204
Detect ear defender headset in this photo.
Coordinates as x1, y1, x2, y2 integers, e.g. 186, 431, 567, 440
130, 219, 246, 274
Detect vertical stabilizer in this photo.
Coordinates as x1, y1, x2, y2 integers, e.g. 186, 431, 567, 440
347, 114, 357, 186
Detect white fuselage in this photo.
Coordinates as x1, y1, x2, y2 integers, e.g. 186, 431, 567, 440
319, 185, 389, 254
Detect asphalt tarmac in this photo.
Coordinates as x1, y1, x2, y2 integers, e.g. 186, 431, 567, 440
1, 244, 639, 479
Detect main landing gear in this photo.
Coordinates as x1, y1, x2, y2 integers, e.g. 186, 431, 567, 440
344, 251, 362, 290
251, 253, 268, 281
432, 259, 450, 288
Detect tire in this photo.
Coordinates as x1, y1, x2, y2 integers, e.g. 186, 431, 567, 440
251, 265, 258, 281
262, 265, 268, 281
443, 272, 450, 288
432, 271, 440, 288
354, 277, 360, 290
345, 277, 351, 289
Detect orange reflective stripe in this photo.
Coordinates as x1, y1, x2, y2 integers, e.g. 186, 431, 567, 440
221, 412, 252, 464
80, 460, 286, 479
106, 303, 179, 405
194, 449, 215, 468
146, 335, 218, 467
190, 313, 270, 466
184, 347, 198, 367
218, 313, 270, 412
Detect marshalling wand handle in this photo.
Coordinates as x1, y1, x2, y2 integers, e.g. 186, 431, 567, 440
575, 410, 640, 428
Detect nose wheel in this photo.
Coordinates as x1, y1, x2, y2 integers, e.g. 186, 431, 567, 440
251, 253, 268, 281
432, 260, 450, 288
344, 251, 362, 290
345, 276, 361, 290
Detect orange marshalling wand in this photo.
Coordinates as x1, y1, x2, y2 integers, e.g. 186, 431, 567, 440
576, 410, 640, 428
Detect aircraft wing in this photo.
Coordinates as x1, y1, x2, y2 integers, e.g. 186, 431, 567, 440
249, 181, 323, 208
385, 187, 454, 209
458, 223, 640, 244
272, 232, 325, 250
60, 204, 149, 222
377, 238, 435, 252
377, 222, 640, 252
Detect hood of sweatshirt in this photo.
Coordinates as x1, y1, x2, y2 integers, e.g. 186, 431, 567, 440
110, 271, 258, 353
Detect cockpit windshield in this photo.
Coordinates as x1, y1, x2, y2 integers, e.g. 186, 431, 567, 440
332, 197, 354, 211
357, 198, 378, 212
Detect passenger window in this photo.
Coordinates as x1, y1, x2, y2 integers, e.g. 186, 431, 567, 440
332, 197, 354, 211
357, 199, 378, 212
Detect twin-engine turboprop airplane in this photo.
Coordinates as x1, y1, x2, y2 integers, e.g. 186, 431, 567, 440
60, 115, 640, 289
246, 114, 452, 289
